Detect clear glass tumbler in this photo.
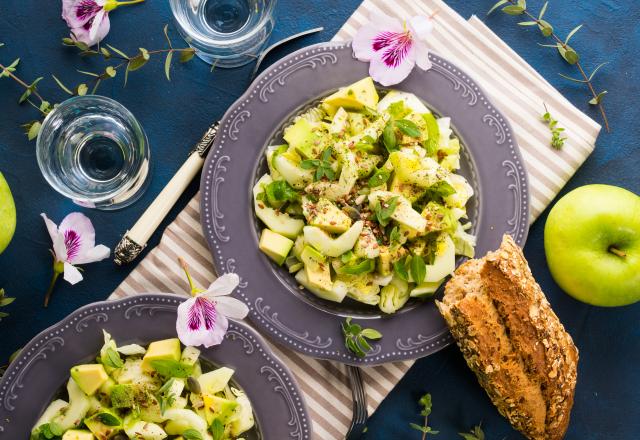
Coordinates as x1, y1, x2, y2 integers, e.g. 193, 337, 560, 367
36, 95, 151, 210
170, 0, 276, 68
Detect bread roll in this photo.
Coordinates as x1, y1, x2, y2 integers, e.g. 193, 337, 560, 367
437, 235, 578, 440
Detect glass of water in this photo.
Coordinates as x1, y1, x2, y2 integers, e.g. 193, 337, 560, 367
170, 0, 276, 68
36, 95, 151, 210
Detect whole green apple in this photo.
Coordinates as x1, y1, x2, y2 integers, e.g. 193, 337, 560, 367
544, 184, 640, 307
0, 172, 16, 254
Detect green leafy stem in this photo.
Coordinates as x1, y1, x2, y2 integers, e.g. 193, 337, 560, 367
489, 0, 610, 132
0, 25, 196, 140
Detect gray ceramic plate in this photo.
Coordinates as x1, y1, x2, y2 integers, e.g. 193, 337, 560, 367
0, 294, 311, 439
200, 42, 529, 365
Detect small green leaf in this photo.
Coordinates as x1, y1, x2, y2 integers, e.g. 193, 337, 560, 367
100, 47, 111, 59
164, 51, 173, 81
382, 121, 397, 152
537, 20, 554, 37
557, 44, 579, 65
588, 62, 609, 81
180, 48, 196, 63
77, 70, 100, 77
558, 73, 588, 83
104, 347, 124, 369
517, 21, 537, 26
74, 40, 89, 51
565, 24, 583, 44
106, 44, 129, 59
395, 119, 421, 137
18, 88, 31, 104
360, 328, 382, 340
96, 412, 121, 426
517, 0, 526, 7
410, 255, 427, 284
105, 66, 116, 78
589, 90, 607, 105
368, 168, 391, 188
539, 1, 549, 19
210, 419, 224, 440
27, 121, 41, 140
487, 0, 508, 15
92, 79, 102, 94
502, 5, 525, 15
422, 113, 440, 155
182, 429, 203, 440
128, 51, 149, 71
163, 24, 173, 48
52, 74, 74, 95
62, 37, 75, 46
393, 257, 409, 281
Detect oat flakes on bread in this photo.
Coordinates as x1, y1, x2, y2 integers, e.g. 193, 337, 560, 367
436, 234, 578, 440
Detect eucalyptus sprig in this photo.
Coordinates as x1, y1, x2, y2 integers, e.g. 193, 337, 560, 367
488, 0, 610, 132
56, 24, 196, 96
409, 393, 439, 438
0, 288, 16, 320
459, 424, 485, 440
341, 317, 382, 358
542, 104, 567, 149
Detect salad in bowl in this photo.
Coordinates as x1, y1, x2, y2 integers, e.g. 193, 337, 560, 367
31, 331, 255, 440
254, 77, 476, 314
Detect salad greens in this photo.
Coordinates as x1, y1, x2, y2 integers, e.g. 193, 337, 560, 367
31, 331, 254, 440
255, 77, 476, 313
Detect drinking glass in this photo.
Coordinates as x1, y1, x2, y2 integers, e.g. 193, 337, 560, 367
170, 0, 276, 68
36, 95, 151, 210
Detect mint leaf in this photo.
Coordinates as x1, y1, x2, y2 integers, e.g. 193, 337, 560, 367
382, 121, 397, 152
394, 257, 409, 281
368, 168, 391, 188
410, 255, 427, 284
96, 412, 120, 426
103, 347, 124, 369
395, 119, 421, 138
210, 419, 224, 440
182, 429, 203, 440
342, 317, 382, 358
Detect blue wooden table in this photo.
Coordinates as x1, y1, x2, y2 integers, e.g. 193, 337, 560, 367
0, 1, 638, 438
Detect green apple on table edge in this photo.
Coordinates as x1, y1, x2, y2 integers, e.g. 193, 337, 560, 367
0, 172, 16, 254
544, 184, 640, 307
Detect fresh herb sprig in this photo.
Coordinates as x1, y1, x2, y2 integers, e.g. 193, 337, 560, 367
0, 25, 197, 141
459, 424, 485, 440
488, 0, 610, 132
542, 104, 567, 149
410, 393, 439, 438
374, 196, 399, 226
300, 147, 336, 181
394, 255, 427, 285
0, 288, 15, 320
157, 378, 178, 414
182, 428, 204, 440
341, 317, 382, 358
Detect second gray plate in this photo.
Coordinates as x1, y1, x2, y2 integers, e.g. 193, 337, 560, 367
200, 42, 529, 365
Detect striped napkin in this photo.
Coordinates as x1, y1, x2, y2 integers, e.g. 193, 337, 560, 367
109, 0, 601, 438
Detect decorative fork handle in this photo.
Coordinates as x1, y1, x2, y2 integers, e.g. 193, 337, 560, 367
113, 122, 219, 265
346, 365, 368, 439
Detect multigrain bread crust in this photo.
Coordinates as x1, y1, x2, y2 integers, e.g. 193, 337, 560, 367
437, 235, 578, 440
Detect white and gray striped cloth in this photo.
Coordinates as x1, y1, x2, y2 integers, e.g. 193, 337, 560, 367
110, 0, 600, 437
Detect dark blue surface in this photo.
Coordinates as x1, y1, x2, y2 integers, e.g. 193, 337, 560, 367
0, 1, 638, 438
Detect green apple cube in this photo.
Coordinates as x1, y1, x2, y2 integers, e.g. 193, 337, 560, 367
259, 229, 294, 265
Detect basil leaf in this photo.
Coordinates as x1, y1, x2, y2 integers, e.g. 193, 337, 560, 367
375, 196, 398, 226
389, 226, 402, 244
410, 255, 427, 284
321, 147, 333, 162
149, 359, 193, 378
422, 113, 440, 155
425, 181, 456, 200
210, 419, 224, 440
394, 257, 409, 281
368, 168, 391, 188
103, 347, 124, 369
382, 121, 397, 152
265, 180, 299, 207
395, 119, 421, 138
300, 159, 320, 169
96, 412, 121, 426
182, 429, 203, 440
360, 328, 382, 340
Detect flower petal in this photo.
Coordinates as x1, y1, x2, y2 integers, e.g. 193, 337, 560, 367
408, 16, 434, 41
215, 296, 249, 320
73, 244, 110, 265
413, 41, 432, 71
89, 9, 105, 40
62, 0, 101, 28
71, 13, 110, 46
369, 47, 416, 86
353, 13, 404, 62
63, 262, 83, 284
176, 297, 228, 348
40, 213, 59, 243
58, 212, 95, 262
52, 233, 67, 263
204, 273, 240, 297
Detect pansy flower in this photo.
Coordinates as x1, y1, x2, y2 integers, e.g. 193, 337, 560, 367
176, 258, 249, 348
41, 212, 110, 306
352, 13, 434, 86
61, 0, 145, 46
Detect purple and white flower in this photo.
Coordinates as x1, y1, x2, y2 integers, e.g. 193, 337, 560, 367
61, 0, 145, 46
41, 212, 110, 306
352, 13, 434, 86
176, 271, 249, 348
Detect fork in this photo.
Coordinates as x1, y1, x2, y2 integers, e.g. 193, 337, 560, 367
346, 365, 368, 439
